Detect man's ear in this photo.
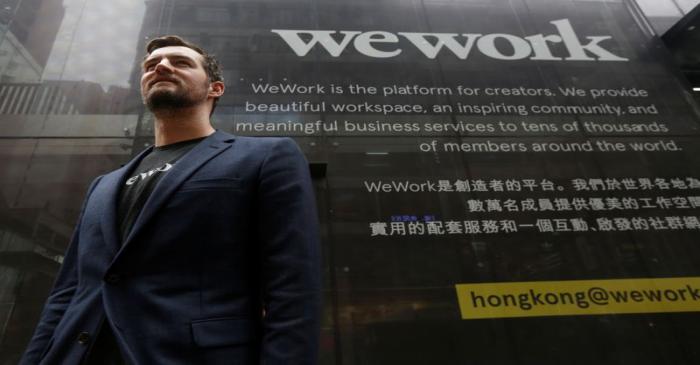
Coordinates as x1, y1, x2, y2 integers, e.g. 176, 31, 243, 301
208, 81, 225, 98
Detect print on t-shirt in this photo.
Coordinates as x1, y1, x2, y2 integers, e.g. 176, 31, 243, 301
125, 163, 173, 186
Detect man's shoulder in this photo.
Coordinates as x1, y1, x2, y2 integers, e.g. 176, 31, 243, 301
232, 134, 296, 147
229, 134, 303, 157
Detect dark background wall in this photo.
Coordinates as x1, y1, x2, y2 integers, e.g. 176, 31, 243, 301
1, 0, 699, 364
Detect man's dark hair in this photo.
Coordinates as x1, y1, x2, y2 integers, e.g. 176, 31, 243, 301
145, 35, 224, 112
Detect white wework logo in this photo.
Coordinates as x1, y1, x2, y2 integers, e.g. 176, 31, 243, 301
125, 163, 173, 186
271, 19, 627, 62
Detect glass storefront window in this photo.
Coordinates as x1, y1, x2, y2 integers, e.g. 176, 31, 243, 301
1, 0, 699, 363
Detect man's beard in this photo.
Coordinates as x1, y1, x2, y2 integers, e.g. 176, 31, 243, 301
143, 83, 207, 112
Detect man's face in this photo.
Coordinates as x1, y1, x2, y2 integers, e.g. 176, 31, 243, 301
140, 46, 211, 111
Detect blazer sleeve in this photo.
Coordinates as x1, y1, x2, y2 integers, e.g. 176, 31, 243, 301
256, 138, 321, 364
20, 176, 101, 364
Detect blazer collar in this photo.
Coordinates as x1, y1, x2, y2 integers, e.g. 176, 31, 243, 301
100, 145, 153, 255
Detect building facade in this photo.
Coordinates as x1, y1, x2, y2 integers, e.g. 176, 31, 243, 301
1, 0, 700, 364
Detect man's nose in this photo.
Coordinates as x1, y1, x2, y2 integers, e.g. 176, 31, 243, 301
154, 59, 174, 73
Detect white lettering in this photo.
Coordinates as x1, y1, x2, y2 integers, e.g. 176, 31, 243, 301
525, 33, 563, 60
125, 163, 173, 186
272, 18, 628, 62
270, 29, 359, 57
476, 33, 532, 60
157, 163, 173, 172
353, 31, 401, 58
551, 19, 628, 61
398, 32, 481, 59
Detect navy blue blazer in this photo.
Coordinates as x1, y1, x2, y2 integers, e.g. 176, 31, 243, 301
21, 131, 321, 364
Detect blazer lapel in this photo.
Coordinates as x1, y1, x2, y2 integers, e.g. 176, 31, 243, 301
100, 146, 154, 255
116, 131, 235, 257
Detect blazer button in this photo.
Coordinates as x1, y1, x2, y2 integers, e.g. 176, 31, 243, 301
105, 273, 121, 284
77, 331, 90, 345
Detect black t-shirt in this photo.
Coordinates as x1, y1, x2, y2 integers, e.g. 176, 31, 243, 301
116, 137, 205, 244
85, 136, 206, 365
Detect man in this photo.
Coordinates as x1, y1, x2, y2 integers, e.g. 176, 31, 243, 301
21, 35, 321, 364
